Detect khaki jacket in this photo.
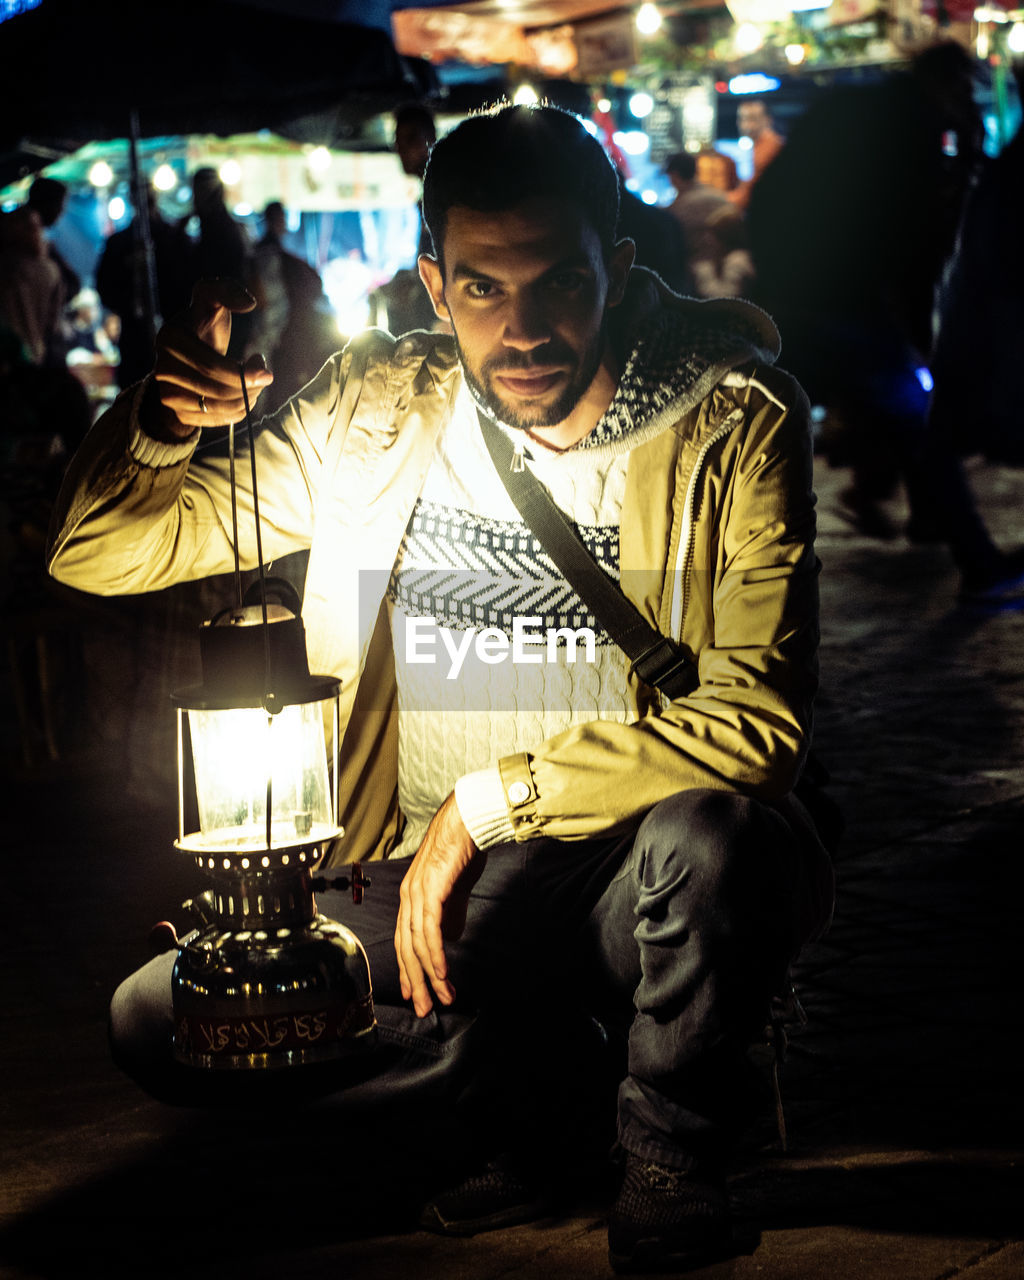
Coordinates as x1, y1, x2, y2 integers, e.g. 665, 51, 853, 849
47, 273, 820, 873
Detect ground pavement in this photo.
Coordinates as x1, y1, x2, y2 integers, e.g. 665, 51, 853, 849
0, 456, 1021, 1279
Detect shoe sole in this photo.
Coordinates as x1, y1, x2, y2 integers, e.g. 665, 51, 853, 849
419, 1196, 552, 1238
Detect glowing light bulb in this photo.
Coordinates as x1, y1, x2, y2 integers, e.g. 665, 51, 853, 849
152, 163, 176, 192
1008, 22, 1024, 54
107, 196, 126, 220
513, 83, 539, 105
636, 3, 662, 36
218, 159, 241, 186
735, 22, 763, 54
89, 160, 113, 187
308, 146, 332, 172
614, 131, 651, 156
629, 91, 654, 119
785, 43, 806, 65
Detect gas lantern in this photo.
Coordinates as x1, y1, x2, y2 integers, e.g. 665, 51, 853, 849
167, 377, 375, 1071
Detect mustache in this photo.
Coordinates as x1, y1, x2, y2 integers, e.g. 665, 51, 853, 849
484, 345, 576, 373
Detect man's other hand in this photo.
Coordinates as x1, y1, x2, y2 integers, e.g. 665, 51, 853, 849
395, 792, 485, 1018
145, 277, 274, 440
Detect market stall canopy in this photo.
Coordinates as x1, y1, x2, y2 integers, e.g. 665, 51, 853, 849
0, 0, 418, 184
391, 0, 645, 74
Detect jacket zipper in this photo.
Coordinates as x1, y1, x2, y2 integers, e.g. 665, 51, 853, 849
669, 408, 745, 639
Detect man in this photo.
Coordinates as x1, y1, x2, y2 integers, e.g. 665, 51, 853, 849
727, 100, 784, 211
394, 100, 437, 183
181, 167, 253, 358
747, 43, 1024, 600
48, 104, 832, 1273
379, 100, 443, 332
0, 204, 62, 366
247, 200, 336, 412
695, 146, 738, 196
394, 100, 437, 258
26, 176, 81, 313
664, 151, 732, 285
96, 189, 192, 388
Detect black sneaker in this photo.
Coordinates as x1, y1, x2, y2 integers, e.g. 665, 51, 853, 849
418, 1153, 552, 1237
607, 1153, 733, 1274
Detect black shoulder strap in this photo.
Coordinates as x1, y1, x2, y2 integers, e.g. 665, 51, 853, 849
477, 410, 698, 700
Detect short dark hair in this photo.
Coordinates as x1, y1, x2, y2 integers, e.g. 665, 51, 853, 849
421, 102, 619, 263
665, 152, 696, 181
27, 177, 67, 224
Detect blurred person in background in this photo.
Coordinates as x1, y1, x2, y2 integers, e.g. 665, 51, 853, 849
727, 100, 784, 212
695, 148, 739, 197
373, 102, 443, 335
928, 63, 1024, 468
27, 177, 80, 323
0, 204, 62, 368
96, 190, 191, 388
394, 100, 437, 258
180, 167, 253, 358
248, 199, 337, 413
748, 41, 1023, 603
665, 151, 732, 287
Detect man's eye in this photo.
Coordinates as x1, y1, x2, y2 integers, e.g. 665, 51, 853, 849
548, 272, 585, 292
466, 280, 496, 299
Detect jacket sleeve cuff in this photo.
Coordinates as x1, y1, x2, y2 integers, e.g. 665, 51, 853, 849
128, 377, 201, 467
454, 768, 516, 850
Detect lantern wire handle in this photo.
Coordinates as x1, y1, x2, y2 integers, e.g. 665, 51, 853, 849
238, 367, 276, 716
227, 419, 242, 607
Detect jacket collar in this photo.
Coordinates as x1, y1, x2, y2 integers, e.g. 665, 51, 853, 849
577, 267, 780, 454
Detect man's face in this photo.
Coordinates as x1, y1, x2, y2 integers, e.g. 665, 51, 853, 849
696, 153, 728, 190
737, 103, 768, 140
419, 198, 631, 431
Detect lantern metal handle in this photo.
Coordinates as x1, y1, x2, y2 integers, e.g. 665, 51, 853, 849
226, 365, 276, 714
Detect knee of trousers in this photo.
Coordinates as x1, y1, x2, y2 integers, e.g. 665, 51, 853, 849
631, 788, 789, 913
626, 790, 799, 1058
109, 951, 176, 1068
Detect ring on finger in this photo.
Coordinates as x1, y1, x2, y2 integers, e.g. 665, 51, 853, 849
197, 394, 208, 414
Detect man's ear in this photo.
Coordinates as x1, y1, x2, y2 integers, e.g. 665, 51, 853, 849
606, 238, 635, 308
418, 254, 450, 323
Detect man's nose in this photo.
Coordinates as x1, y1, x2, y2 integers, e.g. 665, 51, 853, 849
502, 292, 551, 351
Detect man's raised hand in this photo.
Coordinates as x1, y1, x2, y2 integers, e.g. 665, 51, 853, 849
146, 277, 274, 440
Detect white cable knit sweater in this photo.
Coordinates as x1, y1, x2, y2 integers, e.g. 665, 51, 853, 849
387, 379, 635, 858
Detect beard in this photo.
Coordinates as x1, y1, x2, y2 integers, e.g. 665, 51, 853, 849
454, 323, 607, 431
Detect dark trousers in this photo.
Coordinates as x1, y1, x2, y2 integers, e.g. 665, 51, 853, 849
110, 789, 832, 1168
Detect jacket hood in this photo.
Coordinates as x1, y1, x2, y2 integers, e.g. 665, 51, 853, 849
576, 266, 781, 456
